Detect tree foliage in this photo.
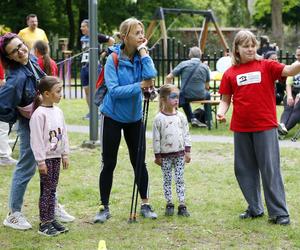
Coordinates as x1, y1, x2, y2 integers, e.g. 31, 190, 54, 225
253, 0, 300, 29
0, 0, 252, 50
226, 0, 250, 27
0, 0, 229, 49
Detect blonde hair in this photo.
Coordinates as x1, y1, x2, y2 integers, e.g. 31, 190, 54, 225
119, 17, 144, 42
232, 30, 258, 65
159, 84, 179, 111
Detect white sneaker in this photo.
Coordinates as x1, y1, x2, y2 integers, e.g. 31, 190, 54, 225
0, 156, 18, 166
278, 123, 288, 135
3, 211, 32, 230
55, 204, 75, 223
191, 118, 207, 128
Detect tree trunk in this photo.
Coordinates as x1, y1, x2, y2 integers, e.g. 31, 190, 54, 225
77, 0, 88, 50
296, 23, 300, 42
66, 0, 75, 49
271, 0, 283, 48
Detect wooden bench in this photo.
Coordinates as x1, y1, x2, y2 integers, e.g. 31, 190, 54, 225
191, 94, 221, 130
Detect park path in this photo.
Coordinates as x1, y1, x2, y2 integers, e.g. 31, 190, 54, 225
67, 124, 300, 149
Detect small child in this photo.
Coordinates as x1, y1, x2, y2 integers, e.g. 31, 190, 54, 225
30, 76, 69, 236
152, 84, 191, 217
33, 40, 58, 76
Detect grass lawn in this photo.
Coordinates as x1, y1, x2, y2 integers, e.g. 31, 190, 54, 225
0, 99, 299, 249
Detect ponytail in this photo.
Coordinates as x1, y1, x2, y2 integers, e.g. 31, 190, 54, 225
33, 40, 53, 75
31, 76, 61, 113
32, 90, 42, 112
42, 54, 52, 75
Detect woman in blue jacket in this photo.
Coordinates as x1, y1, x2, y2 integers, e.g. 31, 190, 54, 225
94, 18, 157, 223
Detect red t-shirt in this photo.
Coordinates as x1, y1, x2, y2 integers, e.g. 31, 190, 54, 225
219, 59, 284, 132
37, 57, 58, 76
0, 63, 4, 80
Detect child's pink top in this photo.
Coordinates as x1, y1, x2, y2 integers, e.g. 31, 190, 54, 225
29, 105, 69, 166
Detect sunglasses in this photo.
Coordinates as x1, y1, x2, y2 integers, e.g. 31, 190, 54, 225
168, 93, 179, 99
7, 43, 25, 56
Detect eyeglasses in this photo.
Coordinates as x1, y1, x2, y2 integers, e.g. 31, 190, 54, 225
7, 43, 25, 56
168, 93, 179, 99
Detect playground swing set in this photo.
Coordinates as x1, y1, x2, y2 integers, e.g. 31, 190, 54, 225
145, 7, 230, 57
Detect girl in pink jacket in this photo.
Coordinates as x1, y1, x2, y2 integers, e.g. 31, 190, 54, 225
30, 76, 69, 236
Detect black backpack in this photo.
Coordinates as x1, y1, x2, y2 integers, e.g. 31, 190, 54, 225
193, 108, 206, 124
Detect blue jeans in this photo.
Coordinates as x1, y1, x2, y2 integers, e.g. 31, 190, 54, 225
9, 119, 36, 212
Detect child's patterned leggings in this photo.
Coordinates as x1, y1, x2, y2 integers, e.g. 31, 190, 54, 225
39, 158, 61, 223
161, 155, 185, 204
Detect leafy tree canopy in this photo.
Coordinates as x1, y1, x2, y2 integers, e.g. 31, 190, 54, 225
253, 0, 300, 29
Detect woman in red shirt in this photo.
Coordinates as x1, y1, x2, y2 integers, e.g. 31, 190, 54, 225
217, 30, 300, 225
33, 40, 58, 76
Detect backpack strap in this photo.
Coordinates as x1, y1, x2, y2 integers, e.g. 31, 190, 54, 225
111, 52, 118, 69
95, 52, 118, 89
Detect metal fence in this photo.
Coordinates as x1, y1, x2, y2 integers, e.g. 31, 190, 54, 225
56, 39, 297, 99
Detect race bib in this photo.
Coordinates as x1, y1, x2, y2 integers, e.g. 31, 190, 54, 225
236, 71, 261, 86
81, 52, 89, 63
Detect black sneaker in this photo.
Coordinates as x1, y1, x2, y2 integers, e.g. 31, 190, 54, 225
177, 205, 190, 217
165, 203, 174, 216
239, 209, 264, 219
52, 219, 69, 233
140, 204, 157, 219
94, 205, 111, 223
269, 215, 290, 225
38, 222, 60, 237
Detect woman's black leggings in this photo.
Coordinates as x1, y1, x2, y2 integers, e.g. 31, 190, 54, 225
99, 116, 149, 206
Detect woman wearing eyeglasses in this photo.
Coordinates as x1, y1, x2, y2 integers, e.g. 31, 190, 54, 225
94, 18, 157, 223
0, 33, 45, 230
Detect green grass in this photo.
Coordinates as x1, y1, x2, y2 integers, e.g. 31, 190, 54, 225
0, 99, 299, 249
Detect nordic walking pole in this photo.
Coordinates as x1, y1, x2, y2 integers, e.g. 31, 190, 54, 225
133, 96, 149, 220
12, 135, 19, 152
128, 91, 150, 223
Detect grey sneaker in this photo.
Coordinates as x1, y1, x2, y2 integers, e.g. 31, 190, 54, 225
0, 156, 18, 166
191, 118, 207, 128
55, 203, 75, 223
140, 204, 157, 219
94, 205, 111, 223
3, 211, 32, 230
